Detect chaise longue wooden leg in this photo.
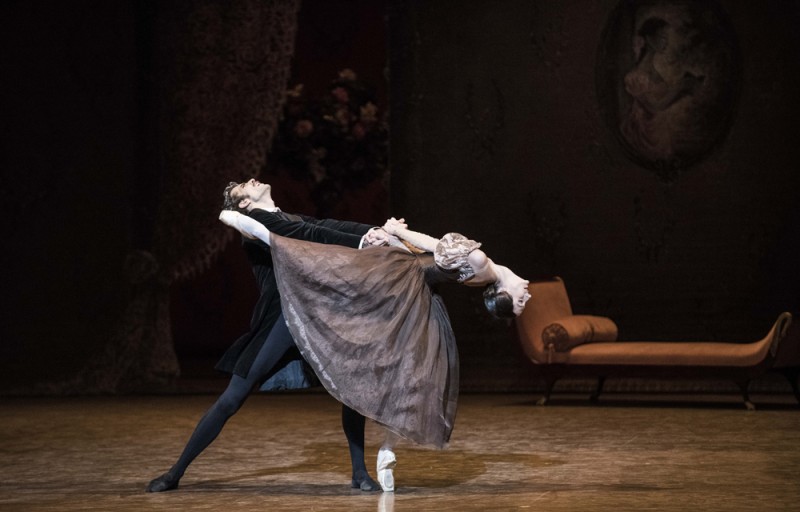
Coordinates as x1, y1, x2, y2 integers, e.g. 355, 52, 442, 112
589, 377, 606, 402
537, 381, 554, 405
536, 373, 559, 406
735, 380, 756, 411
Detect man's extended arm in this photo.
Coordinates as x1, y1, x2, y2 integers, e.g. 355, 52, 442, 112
294, 214, 375, 237
248, 209, 367, 249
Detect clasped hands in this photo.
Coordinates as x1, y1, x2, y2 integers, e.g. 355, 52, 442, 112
363, 217, 407, 246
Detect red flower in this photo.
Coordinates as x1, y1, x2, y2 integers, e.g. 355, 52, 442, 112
352, 122, 366, 140
293, 119, 314, 138
331, 86, 349, 104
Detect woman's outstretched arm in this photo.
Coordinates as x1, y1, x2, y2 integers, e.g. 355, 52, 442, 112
465, 249, 499, 284
382, 217, 439, 252
219, 210, 272, 245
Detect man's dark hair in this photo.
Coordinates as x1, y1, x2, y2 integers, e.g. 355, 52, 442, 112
222, 181, 247, 212
483, 283, 515, 319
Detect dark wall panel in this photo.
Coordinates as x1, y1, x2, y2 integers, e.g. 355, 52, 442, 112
389, 0, 800, 389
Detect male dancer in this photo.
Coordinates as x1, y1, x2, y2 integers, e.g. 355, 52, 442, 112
146, 178, 390, 493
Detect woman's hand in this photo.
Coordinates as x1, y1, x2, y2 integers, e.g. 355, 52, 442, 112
219, 210, 266, 242
382, 217, 407, 236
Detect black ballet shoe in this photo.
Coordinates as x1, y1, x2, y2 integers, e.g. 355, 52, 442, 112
146, 471, 180, 493
351, 469, 380, 492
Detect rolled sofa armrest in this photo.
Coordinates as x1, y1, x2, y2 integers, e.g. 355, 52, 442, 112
542, 315, 619, 353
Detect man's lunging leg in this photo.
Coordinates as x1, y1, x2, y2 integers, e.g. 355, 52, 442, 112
146, 317, 295, 492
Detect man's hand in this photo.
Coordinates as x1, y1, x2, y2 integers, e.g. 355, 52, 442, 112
381, 217, 407, 236
363, 227, 391, 246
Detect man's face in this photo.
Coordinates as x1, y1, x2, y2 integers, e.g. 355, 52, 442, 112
231, 179, 271, 210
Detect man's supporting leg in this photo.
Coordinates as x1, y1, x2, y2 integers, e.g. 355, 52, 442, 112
342, 405, 379, 491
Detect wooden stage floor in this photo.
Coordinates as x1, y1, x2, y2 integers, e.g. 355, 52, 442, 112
1, 392, 798, 511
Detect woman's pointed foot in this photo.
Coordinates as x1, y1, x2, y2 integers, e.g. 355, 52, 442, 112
145, 471, 180, 493
351, 469, 380, 492
377, 448, 397, 492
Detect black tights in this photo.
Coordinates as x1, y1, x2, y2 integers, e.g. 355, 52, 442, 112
169, 315, 367, 478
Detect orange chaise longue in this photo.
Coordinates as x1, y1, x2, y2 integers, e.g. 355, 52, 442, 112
515, 277, 798, 409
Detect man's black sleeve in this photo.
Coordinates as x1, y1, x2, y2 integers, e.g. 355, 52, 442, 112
248, 209, 365, 249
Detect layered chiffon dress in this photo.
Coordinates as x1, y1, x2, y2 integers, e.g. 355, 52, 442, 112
269, 233, 480, 448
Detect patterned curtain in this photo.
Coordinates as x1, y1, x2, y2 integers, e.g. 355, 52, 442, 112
57, 0, 301, 393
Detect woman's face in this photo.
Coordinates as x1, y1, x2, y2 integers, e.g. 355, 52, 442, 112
503, 280, 531, 316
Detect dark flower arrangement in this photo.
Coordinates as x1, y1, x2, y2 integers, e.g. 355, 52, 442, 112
267, 69, 389, 218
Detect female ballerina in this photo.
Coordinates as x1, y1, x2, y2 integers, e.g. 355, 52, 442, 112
218, 210, 530, 491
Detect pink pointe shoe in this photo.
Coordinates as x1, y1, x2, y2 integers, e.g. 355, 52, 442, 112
376, 448, 397, 492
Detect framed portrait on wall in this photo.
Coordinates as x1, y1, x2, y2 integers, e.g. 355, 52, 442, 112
596, 0, 741, 179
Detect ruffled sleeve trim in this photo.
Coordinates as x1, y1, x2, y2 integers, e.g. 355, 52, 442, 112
434, 233, 482, 282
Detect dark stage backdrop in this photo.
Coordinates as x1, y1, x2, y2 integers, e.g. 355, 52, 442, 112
1, 0, 303, 393
169, 0, 390, 366
1, 1, 139, 390
388, 0, 800, 389
2, 1, 798, 393
0, 0, 389, 393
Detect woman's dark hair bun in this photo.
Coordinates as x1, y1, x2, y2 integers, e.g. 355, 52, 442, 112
483, 283, 515, 319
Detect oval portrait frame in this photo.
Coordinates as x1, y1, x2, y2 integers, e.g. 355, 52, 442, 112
595, 0, 742, 179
